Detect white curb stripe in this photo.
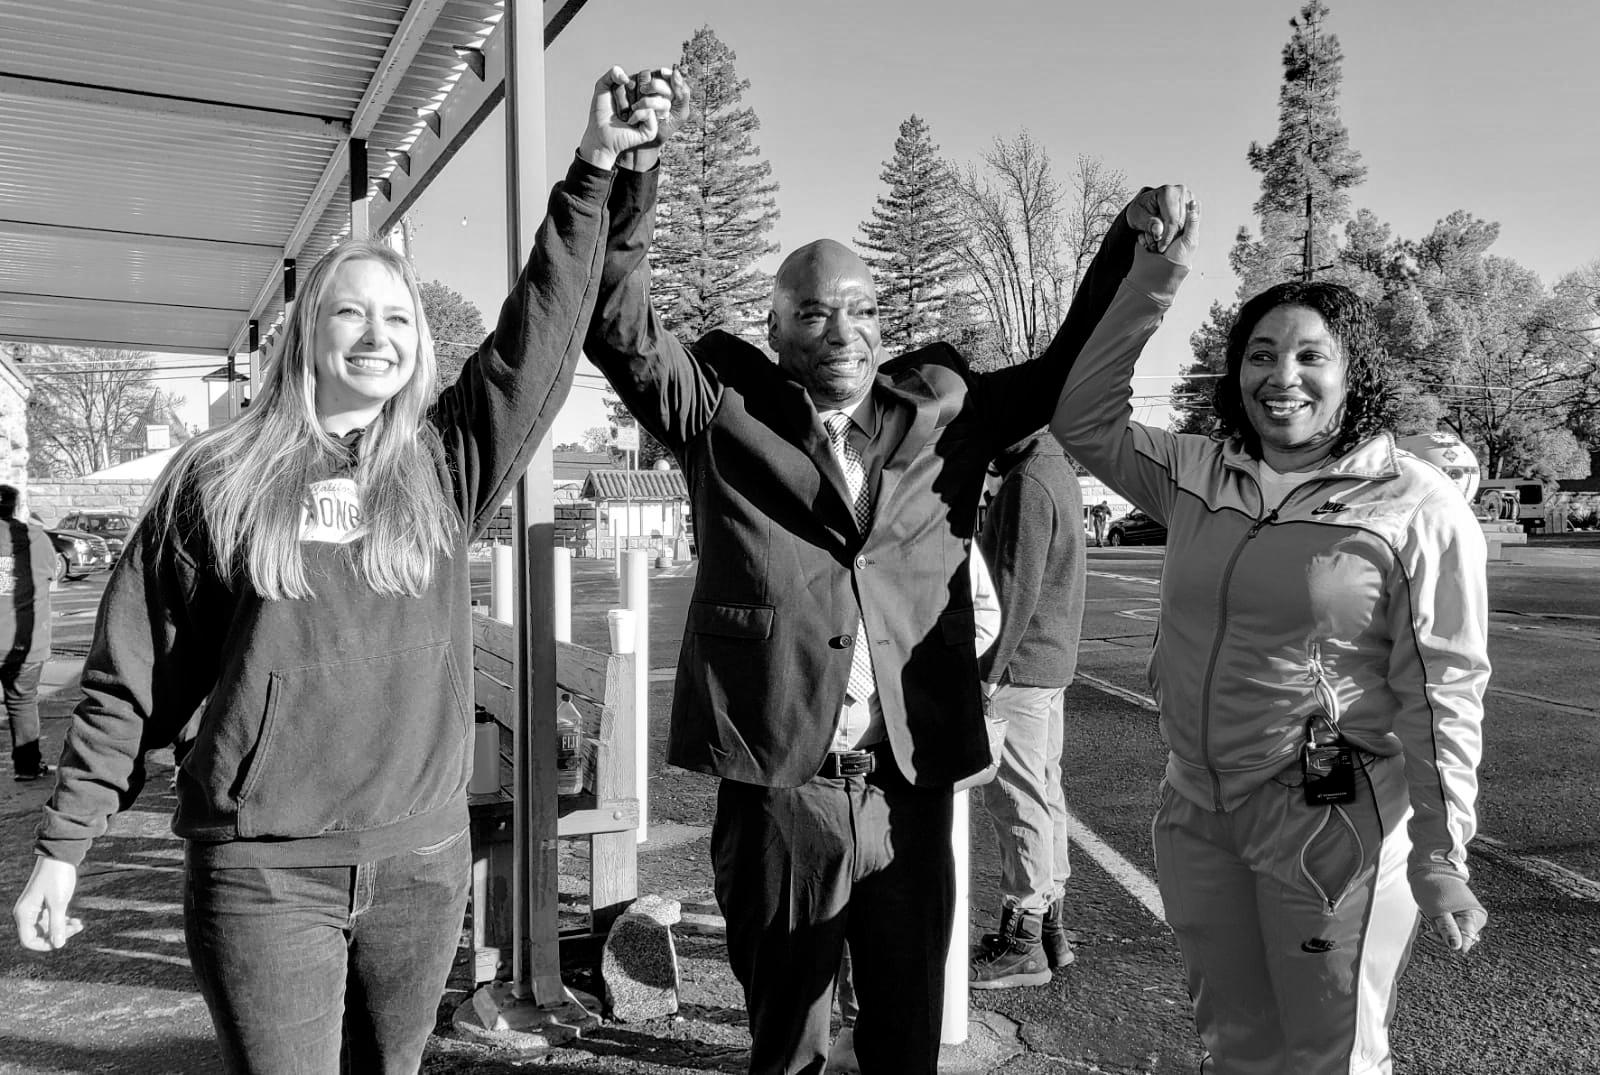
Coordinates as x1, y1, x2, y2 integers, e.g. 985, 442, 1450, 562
1064, 806, 1166, 924
1076, 671, 1157, 711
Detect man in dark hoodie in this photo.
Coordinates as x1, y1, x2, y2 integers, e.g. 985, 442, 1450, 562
971, 433, 1086, 988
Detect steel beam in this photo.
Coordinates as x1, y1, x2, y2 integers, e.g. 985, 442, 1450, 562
369, 24, 506, 234
0, 290, 243, 314
0, 218, 281, 254
505, 0, 560, 1007
0, 73, 347, 139
225, 0, 453, 355
0, 332, 226, 356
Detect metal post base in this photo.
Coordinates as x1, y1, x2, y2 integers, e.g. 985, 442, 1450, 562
452, 980, 600, 1051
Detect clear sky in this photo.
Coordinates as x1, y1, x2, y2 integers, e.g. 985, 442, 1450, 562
173, 0, 1600, 442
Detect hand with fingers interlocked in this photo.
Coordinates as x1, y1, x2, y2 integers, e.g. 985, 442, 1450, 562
1126, 184, 1200, 261
617, 66, 692, 172
578, 66, 675, 172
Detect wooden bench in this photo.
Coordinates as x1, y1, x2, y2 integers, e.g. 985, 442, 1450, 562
466, 611, 639, 985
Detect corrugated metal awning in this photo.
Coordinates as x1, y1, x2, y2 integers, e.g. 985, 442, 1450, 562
0, 0, 587, 358
581, 469, 690, 501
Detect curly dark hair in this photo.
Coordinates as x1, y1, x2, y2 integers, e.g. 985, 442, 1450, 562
1212, 281, 1400, 460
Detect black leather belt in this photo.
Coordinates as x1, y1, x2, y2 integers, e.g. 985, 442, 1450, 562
818, 744, 883, 779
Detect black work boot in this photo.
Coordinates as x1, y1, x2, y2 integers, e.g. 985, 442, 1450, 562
1042, 897, 1077, 968
970, 906, 1050, 989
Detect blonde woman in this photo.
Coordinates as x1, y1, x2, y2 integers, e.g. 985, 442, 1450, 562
12, 68, 680, 1073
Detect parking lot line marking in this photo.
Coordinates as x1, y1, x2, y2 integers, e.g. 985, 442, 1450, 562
1088, 570, 1160, 587
1078, 671, 1158, 711
1065, 806, 1166, 923
1485, 685, 1599, 718
1077, 670, 1600, 898
1472, 836, 1600, 901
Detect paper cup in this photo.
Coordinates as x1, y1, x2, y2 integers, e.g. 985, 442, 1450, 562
607, 608, 636, 654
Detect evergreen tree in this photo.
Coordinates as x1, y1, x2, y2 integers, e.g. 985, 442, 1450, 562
653, 26, 780, 343
417, 279, 486, 388
1231, 0, 1367, 299
1172, 0, 1375, 434
858, 115, 963, 351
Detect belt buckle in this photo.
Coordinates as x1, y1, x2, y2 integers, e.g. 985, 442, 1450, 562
824, 749, 876, 779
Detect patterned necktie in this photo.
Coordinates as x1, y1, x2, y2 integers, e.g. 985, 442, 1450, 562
825, 412, 876, 706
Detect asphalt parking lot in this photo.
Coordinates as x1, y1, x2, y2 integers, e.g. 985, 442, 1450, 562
4, 538, 1598, 1073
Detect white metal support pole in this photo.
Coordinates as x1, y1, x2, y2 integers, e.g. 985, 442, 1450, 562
491, 543, 514, 623
348, 137, 371, 240
503, 0, 559, 1008
552, 546, 571, 644
941, 789, 970, 1044
621, 549, 649, 841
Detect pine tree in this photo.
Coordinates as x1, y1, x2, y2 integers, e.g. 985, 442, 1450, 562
1171, 0, 1373, 434
653, 26, 780, 343
1231, 0, 1367, 299
417, 279, 486, 389
858, 115, 963, 351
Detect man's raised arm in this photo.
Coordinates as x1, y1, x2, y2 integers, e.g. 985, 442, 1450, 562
584, 69, 719, 455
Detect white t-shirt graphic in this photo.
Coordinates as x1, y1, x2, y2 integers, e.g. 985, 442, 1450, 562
301, 478, 364, 544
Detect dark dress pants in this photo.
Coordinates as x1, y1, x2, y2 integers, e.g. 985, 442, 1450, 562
712, 759, 955, 1075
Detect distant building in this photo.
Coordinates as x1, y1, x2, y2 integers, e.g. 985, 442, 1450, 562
202, 363, 249, 427
578, 468, 691, 558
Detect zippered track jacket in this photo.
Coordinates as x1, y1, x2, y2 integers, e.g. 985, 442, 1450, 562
1052, 248, 1490, 918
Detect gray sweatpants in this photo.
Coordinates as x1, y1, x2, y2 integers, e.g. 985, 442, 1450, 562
1154, 752, 1419, 1074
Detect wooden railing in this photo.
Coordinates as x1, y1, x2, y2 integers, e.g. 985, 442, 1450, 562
466, 611, 639, 985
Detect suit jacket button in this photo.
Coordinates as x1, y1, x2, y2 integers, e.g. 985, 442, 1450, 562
830, 635, 853, 649
854, 555, 867, 569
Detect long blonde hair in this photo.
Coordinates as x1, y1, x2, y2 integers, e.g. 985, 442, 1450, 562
148, 240, 459, 599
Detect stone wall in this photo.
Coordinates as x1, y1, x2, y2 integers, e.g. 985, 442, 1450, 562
27, 481, 157, 527
481, 498, 596, 551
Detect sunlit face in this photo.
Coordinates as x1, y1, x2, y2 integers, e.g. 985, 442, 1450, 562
767, 243, 884, 409
1239, 304, 1348, 470
311, 258, 419, 428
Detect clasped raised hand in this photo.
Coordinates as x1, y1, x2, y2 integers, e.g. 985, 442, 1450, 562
579, 66, 676, 171
1126, 185, 1200, 266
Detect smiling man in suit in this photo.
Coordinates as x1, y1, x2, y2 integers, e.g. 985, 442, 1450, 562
587, 70, 1187, 1075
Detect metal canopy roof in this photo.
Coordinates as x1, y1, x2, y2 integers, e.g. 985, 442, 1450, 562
0, 0, 588, 359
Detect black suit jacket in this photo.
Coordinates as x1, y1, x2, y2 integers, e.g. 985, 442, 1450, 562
586, 167, 1135, 788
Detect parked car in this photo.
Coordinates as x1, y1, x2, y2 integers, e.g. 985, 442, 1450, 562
1105, 508, 1167, 547
32, 514, 113, 582
55, 509, 134, 560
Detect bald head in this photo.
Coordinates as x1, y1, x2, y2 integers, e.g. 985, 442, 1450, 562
774, 240, 873, 304
767, 239, 884, 409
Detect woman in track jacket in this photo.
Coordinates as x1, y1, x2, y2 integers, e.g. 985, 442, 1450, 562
1052, 199, 1489, 1074
11, 69, 678, 1074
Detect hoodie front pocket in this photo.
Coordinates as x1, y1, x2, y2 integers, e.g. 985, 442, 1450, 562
236, 641, 470, 839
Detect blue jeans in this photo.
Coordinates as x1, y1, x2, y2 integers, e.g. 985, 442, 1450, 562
980, 684, 1069, 913
184, 827, 471, 1074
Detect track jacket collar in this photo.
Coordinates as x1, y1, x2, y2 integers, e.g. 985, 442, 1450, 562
1219, 431, 1401, 484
